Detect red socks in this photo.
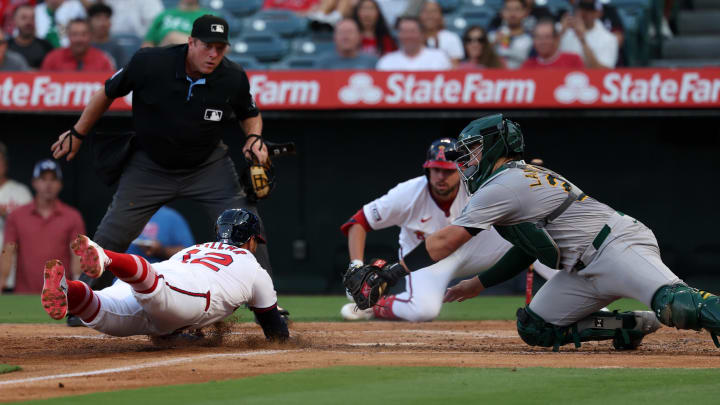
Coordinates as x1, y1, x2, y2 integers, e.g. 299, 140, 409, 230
67, 280, 101, 323
103, 250, 159, 294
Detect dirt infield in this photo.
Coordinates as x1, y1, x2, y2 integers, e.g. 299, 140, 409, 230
2, 321, 720, 402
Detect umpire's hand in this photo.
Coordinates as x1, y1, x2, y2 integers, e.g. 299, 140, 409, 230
51, 129, 84, 161
242, 136, 268, 165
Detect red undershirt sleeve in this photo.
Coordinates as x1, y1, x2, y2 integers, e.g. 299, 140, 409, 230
340, 209, 372, 236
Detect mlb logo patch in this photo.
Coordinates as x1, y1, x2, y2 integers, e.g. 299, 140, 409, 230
211, 24, 225, 33
204, 109, 223, 121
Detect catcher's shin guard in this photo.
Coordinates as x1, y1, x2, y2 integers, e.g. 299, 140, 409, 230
652, 283, 720, 347
516, 307, 661, 352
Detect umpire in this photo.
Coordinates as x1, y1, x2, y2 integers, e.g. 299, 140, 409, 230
51, 15, 274, 298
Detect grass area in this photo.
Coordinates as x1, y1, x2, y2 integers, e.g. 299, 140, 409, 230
0, 364, 21, 374
20, 366, 720, 405
0, 294, 647, 324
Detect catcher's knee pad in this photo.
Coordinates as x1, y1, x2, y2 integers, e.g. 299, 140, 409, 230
516, 307, 569, 350
652, 283, 720, 346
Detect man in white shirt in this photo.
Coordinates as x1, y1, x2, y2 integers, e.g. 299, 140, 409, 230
89, 0, 164, 38
377, 16, 451, 71
559, 0, 618, 68
0, 142, 32, 292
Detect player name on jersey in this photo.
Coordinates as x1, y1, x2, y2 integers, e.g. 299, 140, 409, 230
1, 69, 718, 111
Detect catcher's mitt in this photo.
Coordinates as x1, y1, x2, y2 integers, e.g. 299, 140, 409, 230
241, 136, 275, 203
343, 259, 389, 310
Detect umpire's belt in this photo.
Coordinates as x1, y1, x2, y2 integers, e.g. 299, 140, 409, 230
573, 211, 628, 271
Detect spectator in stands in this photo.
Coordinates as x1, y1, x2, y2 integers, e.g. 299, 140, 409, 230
265, 0, 320, 14
1, 0, 38, 35
0, 28, 29, 70
0, 142, 32, 293
419, 0, 463, 67
488, 0, 554, 33
376, 0, 418, 27
35, 0, 87, 48
126, 206, 194, 263
8, 4, 53, 68
559, 0, 618, 68
488, 0, 532, 69
0, 159, 85, 294
559, 0, 624, 55
143, 0, 213, 47
377, 16, 450, 70
92, 0, 164, 38
87, 3, 125, 67
522, 19, 583, 68
41, 18, 114, 72
308, 0, 355, 28
352, 0, 396, 57
457, 25, 505, 70
319, 18, 377, 69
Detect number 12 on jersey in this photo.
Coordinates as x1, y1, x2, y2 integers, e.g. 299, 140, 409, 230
181, 249, 234, 272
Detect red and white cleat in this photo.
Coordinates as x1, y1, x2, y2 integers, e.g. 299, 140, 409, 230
41, 260, 68, 320
71, 234, 110, 279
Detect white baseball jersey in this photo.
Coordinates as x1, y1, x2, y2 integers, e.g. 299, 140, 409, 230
453, 163, 615, 271
363, 176, 469, 257
90, 242, 277, 336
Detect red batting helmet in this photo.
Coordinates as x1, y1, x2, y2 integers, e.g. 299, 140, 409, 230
423, 138, 459, 170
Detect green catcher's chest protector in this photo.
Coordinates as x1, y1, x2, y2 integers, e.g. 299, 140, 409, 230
493, 162, 584, 269
495, 223, 562, 269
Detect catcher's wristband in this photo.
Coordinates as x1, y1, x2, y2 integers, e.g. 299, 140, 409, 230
403, 240, 435, 272
246, 133, 262, 141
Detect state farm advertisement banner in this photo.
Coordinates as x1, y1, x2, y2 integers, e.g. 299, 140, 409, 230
1, 68, 719, 112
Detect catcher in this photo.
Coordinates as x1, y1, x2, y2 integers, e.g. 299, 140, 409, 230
344, 114, 703, 351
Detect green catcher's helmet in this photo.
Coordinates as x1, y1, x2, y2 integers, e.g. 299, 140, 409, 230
455, 114, 525, 195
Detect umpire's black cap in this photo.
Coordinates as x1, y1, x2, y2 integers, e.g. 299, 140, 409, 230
191, 14, 230, 45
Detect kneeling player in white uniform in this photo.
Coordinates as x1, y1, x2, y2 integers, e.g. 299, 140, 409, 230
346, 114, 695, 351
41, 209, 288, 342
339, 138, 559, 321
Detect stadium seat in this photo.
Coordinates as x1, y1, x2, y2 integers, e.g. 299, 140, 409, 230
290, 37, 336, 57
437, 0, 462, 13
649, 58, 720, 68
542, 0, 571, 16
677, 11, 720, 36
162, 0, 179, 9
231, 33, 290, 62
271, 56, 321, 70
200, 0, 264, 17
225, 54, 266, 70
693, 0, 720, 9
662, 36, 720, 59
244, 9, 310, 38
461, 0, 503, 11
113, 34, 142, 67
445, 6, 496, 35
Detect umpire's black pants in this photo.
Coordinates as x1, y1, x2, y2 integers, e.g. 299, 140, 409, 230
83, 145, 272, 289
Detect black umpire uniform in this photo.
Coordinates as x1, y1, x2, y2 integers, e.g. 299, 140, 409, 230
79, 15, 273, 292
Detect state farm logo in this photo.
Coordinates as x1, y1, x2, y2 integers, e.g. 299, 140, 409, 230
339, 73, 383, 104
554, 72, 599, 104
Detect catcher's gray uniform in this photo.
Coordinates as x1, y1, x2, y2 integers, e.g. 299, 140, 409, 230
453, 162, 680, 326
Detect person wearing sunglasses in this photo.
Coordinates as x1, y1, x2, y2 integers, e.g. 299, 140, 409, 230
457, 26, 505, 70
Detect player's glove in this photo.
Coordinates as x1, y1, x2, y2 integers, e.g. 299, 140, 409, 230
241, 136, 275, 203
342, 260, 407, 309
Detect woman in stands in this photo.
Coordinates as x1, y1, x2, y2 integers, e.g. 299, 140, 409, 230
457, 25, 506, 70
352, 0, 397, 57
419, 0, 464, 67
